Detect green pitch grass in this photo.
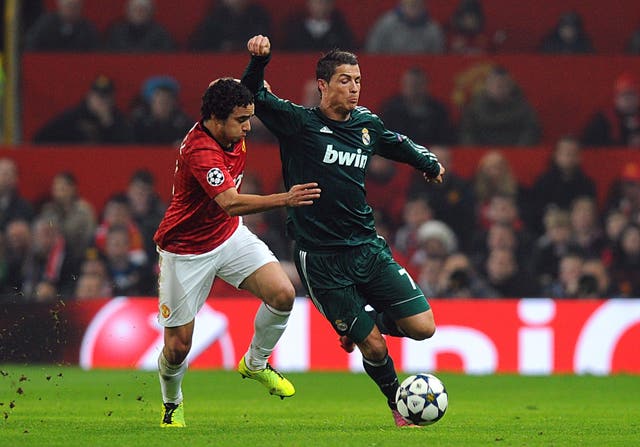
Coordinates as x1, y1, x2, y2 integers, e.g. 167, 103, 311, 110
1, 366, 639, 446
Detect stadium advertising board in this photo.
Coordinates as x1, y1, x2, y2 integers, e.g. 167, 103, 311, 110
62, 297, 640, 375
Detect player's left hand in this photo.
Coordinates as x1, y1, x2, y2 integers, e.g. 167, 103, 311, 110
423, 163, 445, 184
247, 35, 271, 57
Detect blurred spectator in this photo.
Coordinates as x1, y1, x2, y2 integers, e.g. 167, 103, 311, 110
471, 220, 531, 274
580, 258, 615, 297
34, 75, 133, 144
2, 219, 32, 299
112, 169, 166, 264
483, 247, 535, 297
609, 223, 640, 297
410, 220, 458, 270
300, 78, 321, 108
437, 252, 496, 298
394, 196, 433, 258
582, 72, 640, 147
0, 158, 34, 232
21, 216, 81, 300
130, 76, 192, 145
103, 224, 156, 296
601, 209, 630, 268
104, 0, 176, 52
605, 161, 640, 224
282, 0, 355, 51
33, 280, 58, 303
543, 251, 585, 298
0, 0, 44, 48
458, 66, 540, 146
472, 151, 530, 230
626, 24, 640, 54
529, 136, 597, 234
446, 0, 500, 55
24, 0, 99, 52
74, 273, 109, 299
189, 0, 271, 52
380, 67, 454, 146
365, 0, 444, 54
539, 11, 594, 54
568, 196, 606, 258
77, 256, 113, 298
94, 195, 147, 267
416, 255, 444, 297
530, 208, 576, 291
407, 146, 475, 250
39, 172, 97, 260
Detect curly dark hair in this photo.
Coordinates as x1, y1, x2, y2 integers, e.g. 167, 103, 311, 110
316, 49, 358, 83
201, 78, 254, 121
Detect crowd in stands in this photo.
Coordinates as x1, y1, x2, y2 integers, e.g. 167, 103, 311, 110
18, 0, 640, 55
2, 143, 639, 302
18, 0, 640, 148
2, 0, 640, 301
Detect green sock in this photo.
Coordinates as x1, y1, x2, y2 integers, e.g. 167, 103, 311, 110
362, 354, 399, 408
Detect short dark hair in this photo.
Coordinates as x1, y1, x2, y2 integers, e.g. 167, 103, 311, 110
56, 171, 77, 186
130, 169, 155, 186
316, 49, 358, 82
201, 78, 253, 121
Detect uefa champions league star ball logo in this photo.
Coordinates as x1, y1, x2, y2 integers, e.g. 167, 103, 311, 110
207, 168, 225, 186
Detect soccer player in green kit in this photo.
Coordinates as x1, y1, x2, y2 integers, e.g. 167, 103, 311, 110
242, 35, 445, 427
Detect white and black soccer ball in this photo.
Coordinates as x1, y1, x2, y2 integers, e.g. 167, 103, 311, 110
395, 373, 448, 426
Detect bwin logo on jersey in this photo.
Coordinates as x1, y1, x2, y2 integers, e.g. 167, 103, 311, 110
322, 144, 367, 168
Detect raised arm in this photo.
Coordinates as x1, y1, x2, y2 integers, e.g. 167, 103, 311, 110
242, 35, 272, 95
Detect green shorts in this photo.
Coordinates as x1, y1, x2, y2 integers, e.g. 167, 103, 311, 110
294, 238, 430, 343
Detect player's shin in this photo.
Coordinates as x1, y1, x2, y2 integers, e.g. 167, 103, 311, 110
158, 351, 187, 404
244, 302, 290, 370
362, 354, 399, 407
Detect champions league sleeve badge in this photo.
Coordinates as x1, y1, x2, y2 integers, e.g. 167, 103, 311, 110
206, 168, 225, 186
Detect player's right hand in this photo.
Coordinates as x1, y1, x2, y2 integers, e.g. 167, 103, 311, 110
247, 35, 271, 57
286, 182, 321, 207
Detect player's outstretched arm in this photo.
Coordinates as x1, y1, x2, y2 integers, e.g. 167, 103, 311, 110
215, 182, 321, 216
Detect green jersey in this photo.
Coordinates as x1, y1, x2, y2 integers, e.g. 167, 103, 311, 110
242, 55, 440, 252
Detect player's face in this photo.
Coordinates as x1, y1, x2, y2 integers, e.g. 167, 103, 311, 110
216, 104, 254, 147
322, 64, 361, 115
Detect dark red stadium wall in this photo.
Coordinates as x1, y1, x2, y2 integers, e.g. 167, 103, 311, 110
1, 146, 634, 213
42, 0, 638, 53
22, 53, 640, 146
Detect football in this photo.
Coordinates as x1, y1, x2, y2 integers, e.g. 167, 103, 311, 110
395, 373, 448, 426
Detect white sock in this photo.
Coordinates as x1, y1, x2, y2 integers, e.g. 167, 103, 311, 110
244, 302, 290, 370
158, 351, 187, 405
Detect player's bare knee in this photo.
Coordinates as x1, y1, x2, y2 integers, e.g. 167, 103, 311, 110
406, 323, 436, 340
265, 282, 295, 311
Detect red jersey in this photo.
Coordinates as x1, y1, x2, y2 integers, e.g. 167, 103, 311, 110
154, 121, 247, 254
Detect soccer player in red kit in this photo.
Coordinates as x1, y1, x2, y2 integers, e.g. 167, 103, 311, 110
154, 78, 321, 427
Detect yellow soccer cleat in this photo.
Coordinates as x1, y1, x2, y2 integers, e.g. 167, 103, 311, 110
160, 402, 185, 428
237, 356, 295, 399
